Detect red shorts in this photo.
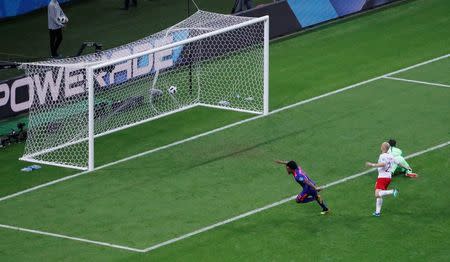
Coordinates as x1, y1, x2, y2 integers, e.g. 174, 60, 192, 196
375, 178, 391, 190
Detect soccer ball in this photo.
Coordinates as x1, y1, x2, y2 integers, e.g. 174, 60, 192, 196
168, 86, 177, 95
57, 16, 69, 24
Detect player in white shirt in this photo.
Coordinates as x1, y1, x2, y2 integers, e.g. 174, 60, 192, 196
366, 142, 410, 217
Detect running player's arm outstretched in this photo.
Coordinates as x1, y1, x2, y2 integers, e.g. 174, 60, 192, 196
306, 179, 321, 191
366, 161, 386, 168
366, 160, 411, 171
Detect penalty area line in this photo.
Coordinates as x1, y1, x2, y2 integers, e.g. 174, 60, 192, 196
0, 223, 145, 253
0, 53, 448, 204
0, 140, 447, 253
141, 140, 450, 253
383, 76, 450, 88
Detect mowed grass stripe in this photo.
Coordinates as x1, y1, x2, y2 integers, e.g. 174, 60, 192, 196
0, 78, 448, 248
144, 146, 450, 261
1, 146, 448, 261
1, 54, 447, 203
0, 0, 448, 259
0, 140, 447, 254
2, 0, 449, 199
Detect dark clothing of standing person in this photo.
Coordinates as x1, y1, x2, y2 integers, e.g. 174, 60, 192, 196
232, 0, 254, 14
48, 0, 67, 58
49, 29, 63, 58
123, 0, 137, 10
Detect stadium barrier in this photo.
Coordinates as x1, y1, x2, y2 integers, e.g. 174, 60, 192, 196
0, 0, 72, 19
0, 0, 402, 121
238, 0, 402, 38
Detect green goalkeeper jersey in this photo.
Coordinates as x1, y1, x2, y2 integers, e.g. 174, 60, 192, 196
389, 146, 411, 174
389, 146, 403, 157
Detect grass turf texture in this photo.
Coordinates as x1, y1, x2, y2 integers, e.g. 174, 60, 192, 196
2, 144, 448, 262
0, 62, 449, 260
1, 0, 449, 197
0, 0, 449, 260
140, 146, 450, 262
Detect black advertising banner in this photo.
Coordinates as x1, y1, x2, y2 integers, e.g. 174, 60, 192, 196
238, 1, 302, 39
0, 0, 402, 121
0, 75, 31, 119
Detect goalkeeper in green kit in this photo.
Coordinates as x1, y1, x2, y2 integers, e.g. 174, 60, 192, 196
388, 139, 418, 178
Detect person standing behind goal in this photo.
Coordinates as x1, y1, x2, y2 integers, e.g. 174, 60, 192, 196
122, 0, 137, 10
48, 0, 68, 58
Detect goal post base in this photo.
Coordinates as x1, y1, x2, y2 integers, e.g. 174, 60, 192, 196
19, 11, 269, 171
197, 103, 262, 115
19, 157, 88, 171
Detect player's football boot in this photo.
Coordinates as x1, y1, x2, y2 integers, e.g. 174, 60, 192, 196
372, 212, 381, 217
406, 173, 418, 178
393, 189, 399, 198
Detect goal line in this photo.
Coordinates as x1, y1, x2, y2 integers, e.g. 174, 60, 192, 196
0, 53, 448, 204
0, 140, 448, 253
19, 10, 270, 171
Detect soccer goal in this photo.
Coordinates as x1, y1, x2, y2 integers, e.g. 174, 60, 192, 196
19, 11, 269, 171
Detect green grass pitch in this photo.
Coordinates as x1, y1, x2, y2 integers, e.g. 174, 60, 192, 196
0, 0, 449, 261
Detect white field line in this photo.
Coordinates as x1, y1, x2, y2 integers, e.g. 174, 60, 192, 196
141, 140, 450, 252
0, 223, 145, 253
383, 76, 450, 88
0, 53, 448, 204
321, 141, 450, 189
1, 140, 448, 253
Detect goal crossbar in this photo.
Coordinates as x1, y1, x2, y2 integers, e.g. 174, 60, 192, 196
19, 11, 269, 171
90, 15, 269, 70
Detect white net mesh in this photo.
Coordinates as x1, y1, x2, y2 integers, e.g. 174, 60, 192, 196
20, 10, 267, 170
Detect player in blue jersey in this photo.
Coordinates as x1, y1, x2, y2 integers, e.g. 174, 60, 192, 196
275, 160, 329, 214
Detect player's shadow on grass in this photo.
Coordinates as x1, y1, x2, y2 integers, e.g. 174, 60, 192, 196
184, 109, 363, 171
107, 107, 366, 172
184, 128, 306, 171
106, 126, 307, 172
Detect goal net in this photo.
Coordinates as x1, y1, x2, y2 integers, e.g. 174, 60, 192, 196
19, 10, 269, 171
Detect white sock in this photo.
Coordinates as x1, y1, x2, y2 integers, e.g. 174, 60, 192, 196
378, 190, 394, 197
376, 197, 383, 214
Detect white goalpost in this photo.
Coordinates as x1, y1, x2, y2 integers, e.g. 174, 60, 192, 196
19, 11, 269, 171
